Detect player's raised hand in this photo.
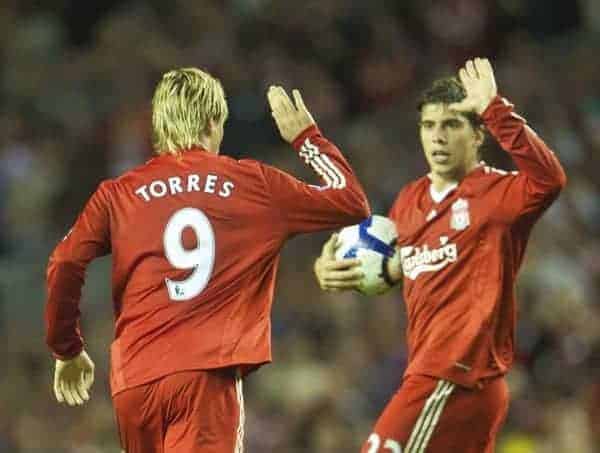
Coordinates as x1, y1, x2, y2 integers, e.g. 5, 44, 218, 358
267, 86, 316, 143
314, 233, 364, 292
450, 57, 498, 115
53, 349, 95, 407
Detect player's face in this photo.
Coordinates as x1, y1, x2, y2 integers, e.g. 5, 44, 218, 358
419, 103, 482, 180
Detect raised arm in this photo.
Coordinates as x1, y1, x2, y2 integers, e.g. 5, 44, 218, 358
451, 58, 566, 218
264, 86, 371, 234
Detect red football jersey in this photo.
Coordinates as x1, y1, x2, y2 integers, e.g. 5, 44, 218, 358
45, 125, 370, 396
389, 96, 566, 388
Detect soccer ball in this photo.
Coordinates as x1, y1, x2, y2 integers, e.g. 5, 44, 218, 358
335, 215, 398, 296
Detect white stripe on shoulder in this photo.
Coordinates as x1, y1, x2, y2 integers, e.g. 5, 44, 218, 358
484, 165, 519, 176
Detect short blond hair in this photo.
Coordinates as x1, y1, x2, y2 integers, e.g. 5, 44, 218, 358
151, 67, 228, 155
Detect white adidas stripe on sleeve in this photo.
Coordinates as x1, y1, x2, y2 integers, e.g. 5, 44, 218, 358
299, 138, 347, 189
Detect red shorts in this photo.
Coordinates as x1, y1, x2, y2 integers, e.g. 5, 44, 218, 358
361, 375, 509, 453
113, 368, 244, 453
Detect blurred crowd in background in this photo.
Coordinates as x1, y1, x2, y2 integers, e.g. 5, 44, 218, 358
1, 0, 599, 452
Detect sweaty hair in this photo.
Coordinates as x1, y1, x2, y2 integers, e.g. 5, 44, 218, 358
417, 77, 482, 128
152, 67, 228, 155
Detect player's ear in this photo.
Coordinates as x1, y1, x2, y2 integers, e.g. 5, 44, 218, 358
474, 125, 485, 147
204, 118, 217, 135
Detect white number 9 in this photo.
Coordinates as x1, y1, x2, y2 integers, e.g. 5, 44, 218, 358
163, 207, 215, 301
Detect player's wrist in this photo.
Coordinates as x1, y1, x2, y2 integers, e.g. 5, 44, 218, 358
291, 124, 321, 150
381, 259, 401, 287
381, 243, 402, 287
480, 95, 505, 120
313, 257, 323, 279
52, 345, 85, 362
475, 103, 489, 115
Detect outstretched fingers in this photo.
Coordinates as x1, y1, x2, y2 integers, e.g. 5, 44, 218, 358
323, 280, 363, 291
275, 86, 294, 113
292, 89, 307, 113
267, 86, 283, 115
84, 369, 94, 390
323, 259, 361, 272
60, 380, 76, 406
321, 234, 339, 260
54, 377, 65, 404
323, 267, 364, 281
477, 57, 494, 80
465, 59, 478, 79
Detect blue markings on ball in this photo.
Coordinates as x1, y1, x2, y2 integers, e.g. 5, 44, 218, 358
344, 247, 359, 259
342, 216, 395, 259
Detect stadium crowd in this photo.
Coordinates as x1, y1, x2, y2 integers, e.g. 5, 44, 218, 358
1, 1, 599, 451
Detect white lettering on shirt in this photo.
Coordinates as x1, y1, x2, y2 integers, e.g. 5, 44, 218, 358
401, 236, 458, 280
219, 181, 234, 198
204, 174, 217, 193
168, 177, 183, 195
134, 173, 235, 202
149, 180, 167, 198
135, 186, 151, 202
187, 174, 201, 192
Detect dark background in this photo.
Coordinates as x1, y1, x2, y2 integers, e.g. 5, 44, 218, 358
1, 1, 599, 451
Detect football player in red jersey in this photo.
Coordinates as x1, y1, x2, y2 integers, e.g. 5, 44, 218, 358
314, 58, 566, 452
45, 67, 370, 452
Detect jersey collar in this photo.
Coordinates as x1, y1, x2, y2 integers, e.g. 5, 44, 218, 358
427, 161, 486, 203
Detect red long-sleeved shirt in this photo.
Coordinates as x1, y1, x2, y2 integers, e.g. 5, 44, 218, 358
389, 96, 566, 388
45, 125, 370, 396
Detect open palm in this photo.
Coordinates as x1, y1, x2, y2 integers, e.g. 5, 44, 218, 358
53, 350, 95, 406
450, 58, 498, 115
267, 86, 316, 143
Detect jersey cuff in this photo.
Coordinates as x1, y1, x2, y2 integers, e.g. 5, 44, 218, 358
292, 125, 322, 150
380, 238, 399, 287
481, 95, 513, 124
52, 344, 84, 361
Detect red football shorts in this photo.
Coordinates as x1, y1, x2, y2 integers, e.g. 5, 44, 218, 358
113, 368, 244, 453
361, 375, 509, 453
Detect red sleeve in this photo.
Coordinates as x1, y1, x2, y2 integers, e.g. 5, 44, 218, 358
45, 181, 112, 360
482, 96, 567, 221
260, 125, 371, 235
388, 192, 404, 224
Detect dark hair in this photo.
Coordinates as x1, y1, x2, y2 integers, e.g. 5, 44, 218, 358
417, 77, 482, 128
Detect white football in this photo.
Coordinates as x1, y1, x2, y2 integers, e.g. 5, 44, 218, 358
335, 215, 398, 295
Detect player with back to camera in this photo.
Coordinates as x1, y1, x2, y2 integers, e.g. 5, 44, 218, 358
44, 67, 370, 452
314, 58, 566, 452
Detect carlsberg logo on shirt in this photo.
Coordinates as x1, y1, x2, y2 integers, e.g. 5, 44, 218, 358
400, 236, 458, 280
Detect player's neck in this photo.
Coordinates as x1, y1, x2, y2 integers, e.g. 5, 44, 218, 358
430, 174, 458, 192
429, 160, 480, 191
195, 136, 220, 154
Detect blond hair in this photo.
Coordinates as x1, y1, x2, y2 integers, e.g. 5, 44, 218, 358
151, 67, 228, 155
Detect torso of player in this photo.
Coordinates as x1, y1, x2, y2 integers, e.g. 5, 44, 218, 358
106, 151, 285, 394
391, 165, 525, 387
109, 153, 277, 308
46, 127, 371, 396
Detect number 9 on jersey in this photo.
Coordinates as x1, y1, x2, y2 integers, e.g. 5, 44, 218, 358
163, 207, 215, 301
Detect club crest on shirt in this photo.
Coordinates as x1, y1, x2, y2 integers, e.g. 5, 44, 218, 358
450, 198, 470, 231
